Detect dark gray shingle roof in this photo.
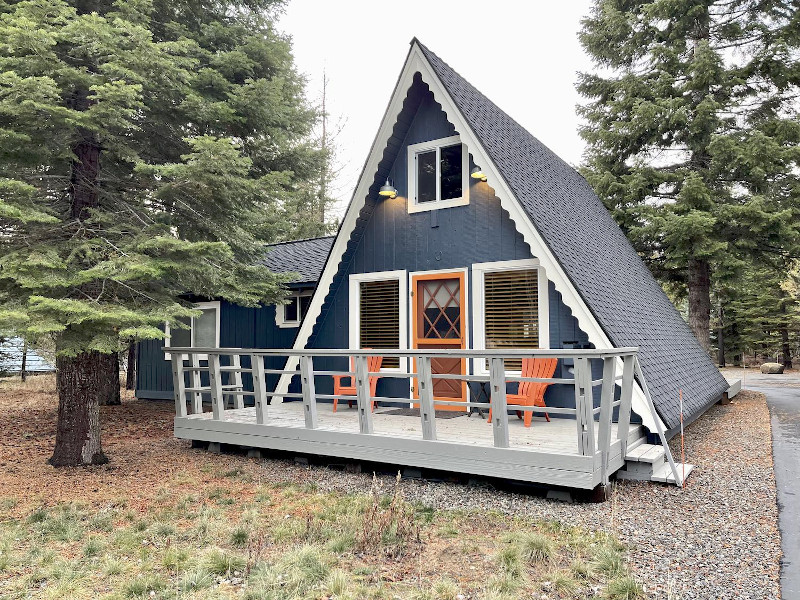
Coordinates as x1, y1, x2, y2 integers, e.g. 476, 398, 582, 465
265, 236, 334, 284
417, 40, 728, 433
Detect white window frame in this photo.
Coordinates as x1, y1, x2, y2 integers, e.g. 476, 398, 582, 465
349, 270, 408, 373
407, 135, 470, 213
471, 259, 549, 375
164, 301, 221, 360
275, 289, 314, 329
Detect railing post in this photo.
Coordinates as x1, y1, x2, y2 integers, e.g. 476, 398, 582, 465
208, 353, 224, 420
250, 353, 267, 425
299, 355, 318, 429
573, 357, 595, 456
190, 353, 202, 414
417, 355, 437, 441
171, 353, 187, 418
597, 357, 617, 485
616, 354, 635, 456
231, 353, 244, 409
489, 357, 509, 448
355, 355, 374, 434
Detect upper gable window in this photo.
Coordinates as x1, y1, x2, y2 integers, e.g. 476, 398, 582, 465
407, 135, 469, 213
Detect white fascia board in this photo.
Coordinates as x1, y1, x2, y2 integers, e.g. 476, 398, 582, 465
275, 43, 663, 434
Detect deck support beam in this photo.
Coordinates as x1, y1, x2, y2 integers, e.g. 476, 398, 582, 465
190, 353, 203, 414
300, 355, 319, 429
230, 354, 244, 409
355, 355, 374, 434
573, 358, 595, 456
171, 354, 187, 418
417, 356, 437, 441
597, 357, 616, 485
489, 357, 509, 448
616, 354, 635, 456
251, 353, 267, 425
209, 353, 224, 420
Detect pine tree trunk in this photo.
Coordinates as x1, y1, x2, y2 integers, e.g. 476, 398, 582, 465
98, 352, 121, 406
20, 341, 27, 382
49, 351, 108, 467
688, 258, 712, 354
51, 116, 110, 465
125, 341, 137, 390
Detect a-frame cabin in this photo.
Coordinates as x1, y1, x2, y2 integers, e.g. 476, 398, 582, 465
166, 40, 734, 491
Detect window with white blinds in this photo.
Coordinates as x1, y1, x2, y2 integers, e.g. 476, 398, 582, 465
484, 269, 539, 370
359, 279, 400, 368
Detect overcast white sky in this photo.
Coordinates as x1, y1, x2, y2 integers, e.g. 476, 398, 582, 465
278, 1, 596, 216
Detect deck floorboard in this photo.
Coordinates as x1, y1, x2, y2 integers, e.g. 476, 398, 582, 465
183, 401, 631, 456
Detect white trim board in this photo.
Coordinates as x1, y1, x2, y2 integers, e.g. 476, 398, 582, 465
275, 42, 662, 433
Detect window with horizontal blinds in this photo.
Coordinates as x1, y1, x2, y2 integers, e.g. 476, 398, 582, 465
359, 279, 400, 368
484, 269, 539, 370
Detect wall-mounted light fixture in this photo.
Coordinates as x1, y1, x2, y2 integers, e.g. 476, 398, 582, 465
470, 166, 487, 182
379, 179, 397, 199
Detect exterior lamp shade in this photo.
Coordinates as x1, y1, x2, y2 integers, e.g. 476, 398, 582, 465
379, 179, 397, 199
470, 166, 487, 182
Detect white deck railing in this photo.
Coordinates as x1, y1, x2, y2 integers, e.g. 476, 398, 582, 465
165, 347, 681, 486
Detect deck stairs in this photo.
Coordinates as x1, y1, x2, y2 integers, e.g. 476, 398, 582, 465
616, 435, 695, 486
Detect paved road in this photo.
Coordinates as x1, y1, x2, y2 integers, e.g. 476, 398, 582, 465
735, 370, 800, 600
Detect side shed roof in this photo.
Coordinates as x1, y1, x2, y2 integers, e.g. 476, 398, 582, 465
265, 236, 335, 284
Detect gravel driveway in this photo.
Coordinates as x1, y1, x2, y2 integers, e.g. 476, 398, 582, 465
724, 368, 800, 600
286, 389, 780, 599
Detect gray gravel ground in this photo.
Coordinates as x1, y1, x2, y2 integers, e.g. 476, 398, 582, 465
243, 389, 780, 599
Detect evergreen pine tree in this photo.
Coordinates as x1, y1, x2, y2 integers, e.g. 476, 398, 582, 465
0, 0, 327, 465
578, 0, 800, 354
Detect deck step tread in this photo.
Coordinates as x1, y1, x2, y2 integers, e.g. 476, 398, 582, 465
625, 443, 665, 463
651, 462, 695, 484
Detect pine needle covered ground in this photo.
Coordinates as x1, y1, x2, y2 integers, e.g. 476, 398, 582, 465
0, 375, 643, 600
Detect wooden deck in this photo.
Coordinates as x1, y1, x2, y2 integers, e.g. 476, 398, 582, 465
175, 401, 643, 489
168, 347, 681, 491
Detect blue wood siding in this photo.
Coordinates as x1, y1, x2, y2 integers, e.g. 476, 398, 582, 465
136, 301, 302, 399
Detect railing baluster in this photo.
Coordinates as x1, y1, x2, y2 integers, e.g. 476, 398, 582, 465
616, 354, 635, 456
417, 356, 437, 441
190, 352, 202, 414
489, 357, 509, 448
299, 355, 318, 429
355, 355, 374, 434
573, 357, 595, 456
597, 357, 617, 485
250, 353, 267, 425
231, 354, 244, 409
209, 353, 224, 420
171, 353, 187, 418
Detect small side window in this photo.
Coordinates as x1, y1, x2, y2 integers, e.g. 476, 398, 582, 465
164, 302, 220, 360
276, 290, 313, 328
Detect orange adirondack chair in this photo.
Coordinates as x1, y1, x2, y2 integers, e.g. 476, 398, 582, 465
488, 357, 557, 427
332, 353, 383, 412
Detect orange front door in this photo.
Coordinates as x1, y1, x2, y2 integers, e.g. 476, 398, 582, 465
411, 271, 467, 409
